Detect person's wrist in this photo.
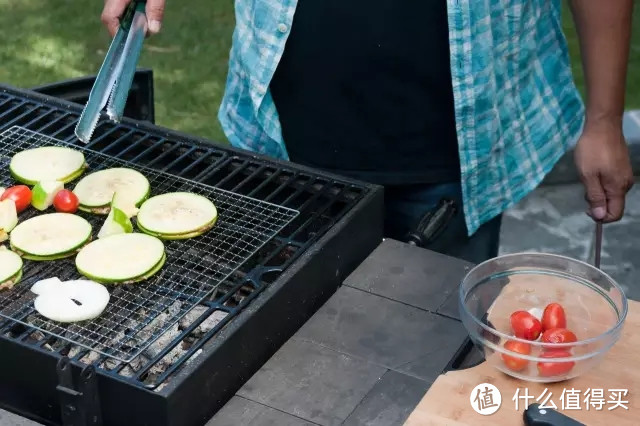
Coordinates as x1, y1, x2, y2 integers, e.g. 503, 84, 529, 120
583, 109, 624, 134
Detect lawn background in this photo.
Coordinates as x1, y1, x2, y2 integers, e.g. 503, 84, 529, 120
0, 0, 638, 144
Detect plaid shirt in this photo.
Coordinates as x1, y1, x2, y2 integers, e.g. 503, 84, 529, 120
218, 0, 585, 235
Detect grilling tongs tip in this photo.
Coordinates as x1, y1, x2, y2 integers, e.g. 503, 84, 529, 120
75, 0, 147, 144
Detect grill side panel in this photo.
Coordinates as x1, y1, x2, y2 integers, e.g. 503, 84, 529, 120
0, 337, 168, 426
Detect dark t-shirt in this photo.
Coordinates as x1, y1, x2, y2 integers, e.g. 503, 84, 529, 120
269, 0, 461, 185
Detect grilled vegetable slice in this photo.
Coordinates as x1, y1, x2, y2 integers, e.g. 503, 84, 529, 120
32, 181, 64, 211
0, 200, 18, 242
32, 279, 110, 323
0, 247, 23, 290
137, 192, 217, 239
72, 168, 150, 214
31, 277, 63, 295
76, 233, 165, 283
10, 146, 86, 185
10, 213, 92, 260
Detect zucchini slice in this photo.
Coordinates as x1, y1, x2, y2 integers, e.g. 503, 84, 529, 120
72, 168, 150, 213
0, 248, 23, 290
136, 192, 217, 238
10, 147, 86, 185
9, 213, 92, 260
75, 233, 165, 283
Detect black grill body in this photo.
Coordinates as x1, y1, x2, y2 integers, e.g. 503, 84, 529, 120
0, 84, 384, 426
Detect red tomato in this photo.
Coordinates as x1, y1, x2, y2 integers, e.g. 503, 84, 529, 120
510, 311, 542, 340
501, 340, 531, 371
542, 328, 577, 347
537, 350, 575, 377
0, 185, 32, 213
542, 303, 566, 331
53, 190, 79, 213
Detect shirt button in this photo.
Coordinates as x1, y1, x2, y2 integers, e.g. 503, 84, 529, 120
277, 23, 288, 33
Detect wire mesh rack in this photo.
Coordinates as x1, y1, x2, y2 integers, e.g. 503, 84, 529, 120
0, 126, 299, 362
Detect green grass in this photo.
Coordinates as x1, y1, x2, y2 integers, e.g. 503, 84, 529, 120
0, 0, 234, 142
0, 0, 638, 144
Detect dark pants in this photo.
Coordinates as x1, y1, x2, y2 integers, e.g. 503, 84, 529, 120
383, 183, 502, 265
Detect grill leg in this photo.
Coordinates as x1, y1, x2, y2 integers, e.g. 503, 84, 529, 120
56, 357, 102, 426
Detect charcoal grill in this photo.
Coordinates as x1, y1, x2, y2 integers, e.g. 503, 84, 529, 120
0, 84, 384, 426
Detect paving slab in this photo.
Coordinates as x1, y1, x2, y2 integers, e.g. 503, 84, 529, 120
500, 179, 640, 298
343, 239, 473, 313
237, 338, 387, 426
0, 410, 40, 426
208, 396, 318, 426
342, 370, 431, 426
295, 286, 467, 382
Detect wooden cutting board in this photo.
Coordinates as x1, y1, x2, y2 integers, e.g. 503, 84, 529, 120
405, 277, 639, 426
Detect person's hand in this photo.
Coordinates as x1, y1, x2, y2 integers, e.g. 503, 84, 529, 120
574, 118, 634, 223
101, 0, 165, 37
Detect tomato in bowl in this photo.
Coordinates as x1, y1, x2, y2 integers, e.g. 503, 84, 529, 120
458, 253, 627, 383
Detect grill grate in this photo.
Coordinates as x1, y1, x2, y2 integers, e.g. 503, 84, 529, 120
0, 85, 371, 392
0, 126, 299, 362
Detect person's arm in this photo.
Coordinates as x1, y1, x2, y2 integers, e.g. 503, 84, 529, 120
570, 0, 635, 222
102, 0, 165, 37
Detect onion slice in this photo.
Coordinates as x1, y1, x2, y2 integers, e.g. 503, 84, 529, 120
32, 279, 110, 323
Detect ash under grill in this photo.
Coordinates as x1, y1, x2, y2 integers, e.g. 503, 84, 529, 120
0, 85, 383, 426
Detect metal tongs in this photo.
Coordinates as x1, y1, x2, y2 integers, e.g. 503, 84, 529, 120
75, 1, 148, 143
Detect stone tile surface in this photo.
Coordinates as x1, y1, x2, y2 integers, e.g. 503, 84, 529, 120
237, 339, 386, 426
295, 286, 467, 382
0, 410, 40, 426
500, 180, 640, 299
208, 396, 318, 426
499, 183, 594, 260
342, 371, 431, 426
343, 239, 473, 313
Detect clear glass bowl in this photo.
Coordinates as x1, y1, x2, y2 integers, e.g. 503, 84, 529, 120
458, 252, 627, 383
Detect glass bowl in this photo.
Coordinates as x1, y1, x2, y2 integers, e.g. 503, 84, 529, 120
458, 252, 627, 383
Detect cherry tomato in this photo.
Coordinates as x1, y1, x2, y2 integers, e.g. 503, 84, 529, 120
501, 340, 532, 371
542, 303, 566, 331
510, 310, 542, 340
542, 328, 577, 348
53, 190, 79, 213
537, 350, 575, 377
0, 185, 32, 213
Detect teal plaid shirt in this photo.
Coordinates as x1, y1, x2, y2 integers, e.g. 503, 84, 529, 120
218, 0, 585, 235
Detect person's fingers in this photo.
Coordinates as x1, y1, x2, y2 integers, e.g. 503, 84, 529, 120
101, 0, 132, 37
604, 193, 625, 222
581, 173, 607, 221
146, 0, 166, 34
602, 173, 634, 222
